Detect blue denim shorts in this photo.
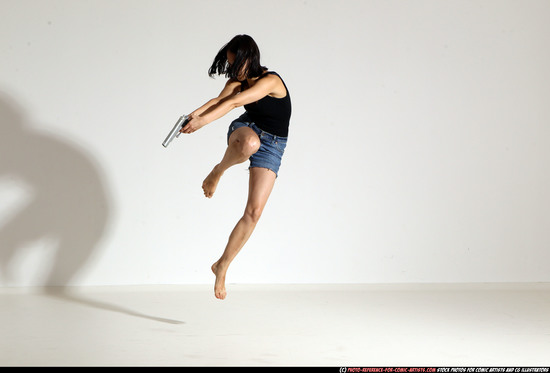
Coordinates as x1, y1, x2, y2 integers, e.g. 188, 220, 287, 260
227, 112, 288, 177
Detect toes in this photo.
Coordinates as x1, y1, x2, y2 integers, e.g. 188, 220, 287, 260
202, 184, 213, 198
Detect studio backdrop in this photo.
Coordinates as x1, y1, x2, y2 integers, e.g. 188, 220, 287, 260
1, 0, 549, 286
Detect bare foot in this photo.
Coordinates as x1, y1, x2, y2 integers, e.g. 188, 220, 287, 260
202, 164, 223, 198
211, 261, 227, 300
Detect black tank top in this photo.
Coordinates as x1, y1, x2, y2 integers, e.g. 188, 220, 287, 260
241, 71, 292, 137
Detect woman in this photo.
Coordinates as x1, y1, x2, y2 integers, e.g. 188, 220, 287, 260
180, 35, 292, 300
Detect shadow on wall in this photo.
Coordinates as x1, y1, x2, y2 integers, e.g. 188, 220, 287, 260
0, 92, 185, 325
0, 91, 110, 287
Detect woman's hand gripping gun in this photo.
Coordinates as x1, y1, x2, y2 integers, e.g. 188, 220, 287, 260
162, 115, 189, 148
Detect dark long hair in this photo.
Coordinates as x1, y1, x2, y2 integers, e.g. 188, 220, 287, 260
208, 35, 267, 80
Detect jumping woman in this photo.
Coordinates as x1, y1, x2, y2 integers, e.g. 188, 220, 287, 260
180, 35, 292, 300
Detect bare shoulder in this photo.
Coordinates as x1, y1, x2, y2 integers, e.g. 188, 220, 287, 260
262, 73, 287, 98
225, 78, 242, 91
217, 79, 241, 99
226, 78, 241, 87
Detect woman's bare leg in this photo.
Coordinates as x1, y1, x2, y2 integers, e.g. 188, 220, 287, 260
202, 127, 260, 198
211, 167, 277, 299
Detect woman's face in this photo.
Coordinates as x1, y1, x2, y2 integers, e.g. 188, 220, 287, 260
227, 51, 248, 81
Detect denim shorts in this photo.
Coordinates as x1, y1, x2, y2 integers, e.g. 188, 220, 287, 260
227, 112, 288, 177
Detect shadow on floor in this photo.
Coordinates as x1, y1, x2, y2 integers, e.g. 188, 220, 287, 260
43, 287, 185, 325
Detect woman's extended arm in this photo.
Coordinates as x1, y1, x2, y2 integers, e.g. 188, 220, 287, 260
181, 75, 279, 134
188, 79, 240, 117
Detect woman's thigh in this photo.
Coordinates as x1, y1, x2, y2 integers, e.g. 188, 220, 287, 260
245, 167, 277, 217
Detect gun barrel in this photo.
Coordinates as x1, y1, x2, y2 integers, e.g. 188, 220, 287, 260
162, 115, 188, 148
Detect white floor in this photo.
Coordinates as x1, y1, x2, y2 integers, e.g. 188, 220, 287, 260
1, 283, 549, 367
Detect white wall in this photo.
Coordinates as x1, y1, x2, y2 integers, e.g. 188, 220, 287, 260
1, 0, 549, 286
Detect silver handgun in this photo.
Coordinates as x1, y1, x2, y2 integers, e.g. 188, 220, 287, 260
162, 115, 189, 148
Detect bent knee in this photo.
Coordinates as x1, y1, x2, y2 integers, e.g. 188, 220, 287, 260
243, 206, 263, 224
233, 136, 260, 157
